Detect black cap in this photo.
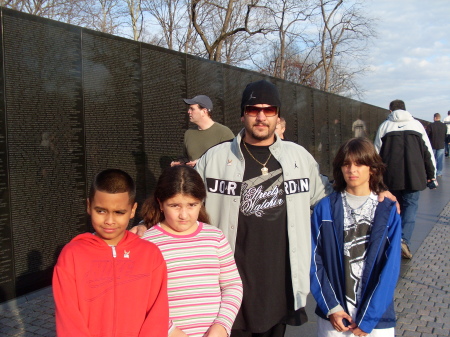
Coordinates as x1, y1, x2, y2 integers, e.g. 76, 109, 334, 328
183, 95, 213, 111
241, 80, 281, 116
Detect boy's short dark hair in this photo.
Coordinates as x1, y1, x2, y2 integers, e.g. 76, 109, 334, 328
389, 99, 406, 111
89, 169, 136, 204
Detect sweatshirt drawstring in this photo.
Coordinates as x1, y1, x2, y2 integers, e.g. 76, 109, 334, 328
110, 246, 117, 258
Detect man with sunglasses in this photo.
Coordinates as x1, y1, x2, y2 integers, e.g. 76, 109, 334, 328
129, 80, 398, 336
195, 80, 332, 337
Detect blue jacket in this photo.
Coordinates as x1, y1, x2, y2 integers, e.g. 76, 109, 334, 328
310, 192, 401, 333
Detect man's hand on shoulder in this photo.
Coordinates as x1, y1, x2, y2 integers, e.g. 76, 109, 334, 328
129, 224, 147, 237
378, 190, 400, 214
186, 159, 198, 167
171, 161, 182, 167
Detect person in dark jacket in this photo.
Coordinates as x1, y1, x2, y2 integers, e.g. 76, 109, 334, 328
374, 100, 436, 259
443, 111, 450, 157
311, 138, 401, 337
426, 113, 447, 177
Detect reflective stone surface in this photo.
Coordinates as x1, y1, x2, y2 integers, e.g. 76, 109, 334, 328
0, 8, 389, 302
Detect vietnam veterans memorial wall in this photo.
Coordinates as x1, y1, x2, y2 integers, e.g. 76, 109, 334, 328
0, 7, 389, 302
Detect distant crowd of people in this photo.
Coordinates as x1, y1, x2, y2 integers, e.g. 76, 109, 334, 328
53, 80, 445, 337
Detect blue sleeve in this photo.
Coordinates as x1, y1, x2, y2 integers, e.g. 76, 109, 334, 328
357, 207, 402, 333
310, 199, 342, 317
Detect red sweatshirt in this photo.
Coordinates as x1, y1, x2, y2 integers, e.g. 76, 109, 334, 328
53, 231, 168, 337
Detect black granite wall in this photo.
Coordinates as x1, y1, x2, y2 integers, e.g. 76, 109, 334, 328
0, 7, 389, 302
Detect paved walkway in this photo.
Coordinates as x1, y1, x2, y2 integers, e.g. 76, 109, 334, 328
0, 286, 55, 336
1, 167, 450, 336
394, 202, 450, 337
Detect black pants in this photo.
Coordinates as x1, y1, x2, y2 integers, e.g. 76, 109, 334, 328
230, 323, 287, 337
445, 134, 450, 156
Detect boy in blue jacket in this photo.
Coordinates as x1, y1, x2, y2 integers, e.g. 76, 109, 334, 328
310, 138, 401, 337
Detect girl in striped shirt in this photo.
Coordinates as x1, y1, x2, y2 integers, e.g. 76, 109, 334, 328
141, 165, 243, 337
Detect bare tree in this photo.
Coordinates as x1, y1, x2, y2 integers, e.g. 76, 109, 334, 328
0, 0, 96, 27
190, 0, 269, 62
21, 0, 61, 15
122, 0, 144, 41
221, 29, 254, 66
252, 0, 375, 97
206, 0, 264, 65
142, 0, 198, 53
79, 0, 122, 34
283, 54, 318, 87
302, 0, 375, 93
1, 0, 375, 96
260, 0, 315, 78
0, 0, 23, 10
1, 0, 73, 18
53, 1, 91, 26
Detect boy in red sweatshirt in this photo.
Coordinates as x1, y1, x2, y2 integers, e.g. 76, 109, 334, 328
53, 169, 168, 336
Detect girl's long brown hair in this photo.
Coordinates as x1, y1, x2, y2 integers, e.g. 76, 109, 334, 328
140, 165, 210, 227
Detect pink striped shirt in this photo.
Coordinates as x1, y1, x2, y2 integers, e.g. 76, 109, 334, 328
141, 222, 243, 336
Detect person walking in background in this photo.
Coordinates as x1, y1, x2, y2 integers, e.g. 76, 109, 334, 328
311, 138, 401, 337
171, 95, 234, 167
275, 116, 286, 139
443, 111, 450, 157
352, 117, 367, 138
374, 99, 436, 259
140, 165, 242, 337
53, 169, 168, 337
426, 113, 447, 177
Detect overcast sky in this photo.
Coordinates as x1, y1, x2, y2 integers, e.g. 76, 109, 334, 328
361, 0, 450, 122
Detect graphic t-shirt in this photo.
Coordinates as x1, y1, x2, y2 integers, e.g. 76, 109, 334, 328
233, 141, 288, 332
342, 191, 378, 316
